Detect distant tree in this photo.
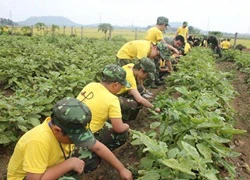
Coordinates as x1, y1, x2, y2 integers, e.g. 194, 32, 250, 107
21, 26, 32, 36
51, 24, 59, 36
34, 22, 46, 35
188, 26, 200, 35
209, 31, 223, 38
98, 23, 113, 40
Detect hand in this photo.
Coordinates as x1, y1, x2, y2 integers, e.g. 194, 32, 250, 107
119, 168, 133, 180
68, 157, 85, 174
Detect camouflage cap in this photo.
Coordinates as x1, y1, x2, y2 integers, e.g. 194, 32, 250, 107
102, 64, 131, 88
157, 16, 169, 26
183, 21, 188, 26
139, 57, 156, 79
52, 97, 96, 147
156, 41, 170, 60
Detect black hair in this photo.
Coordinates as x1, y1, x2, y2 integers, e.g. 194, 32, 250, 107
133, 63, 142, 70
175, 35, 185, 44
51, 115, 68, 136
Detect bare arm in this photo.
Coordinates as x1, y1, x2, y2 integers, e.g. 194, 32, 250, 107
165, 59, 173, 72
26, 157, 84, 180
129, 89, 160, 112
161, 39, 179, 55
110, 118, 129, 133
91, 141, 133, 180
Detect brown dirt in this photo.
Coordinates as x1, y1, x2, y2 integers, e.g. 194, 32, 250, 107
216, 61, 250, 179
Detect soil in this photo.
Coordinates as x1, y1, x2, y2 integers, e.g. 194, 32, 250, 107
1, 61, 250, 180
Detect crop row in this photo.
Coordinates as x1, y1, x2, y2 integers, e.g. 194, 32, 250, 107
130, 48, 245, 179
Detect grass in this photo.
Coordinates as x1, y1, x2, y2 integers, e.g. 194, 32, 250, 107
5, 26, 250, 48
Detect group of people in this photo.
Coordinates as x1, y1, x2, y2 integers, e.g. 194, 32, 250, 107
7, 16, 191, 180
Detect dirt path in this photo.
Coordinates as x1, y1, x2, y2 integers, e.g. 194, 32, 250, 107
216, 61, 250, 179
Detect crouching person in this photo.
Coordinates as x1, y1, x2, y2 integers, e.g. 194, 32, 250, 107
7, 97, 132, 180
77, 64, 131, 152
118, 57, 161, 121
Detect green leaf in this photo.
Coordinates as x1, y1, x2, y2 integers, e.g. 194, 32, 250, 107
196, 143, 212, 161
138, 170, 161, 180
159, 158, 195, 176
181, 141, 200, 160
219, 127, 247, 135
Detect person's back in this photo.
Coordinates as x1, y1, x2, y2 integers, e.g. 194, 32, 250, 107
77, 82, 120, 133
77, 64, 130, 150
8, 117, 73, 179
116, 40, 152, 60
221, 39, 231, 50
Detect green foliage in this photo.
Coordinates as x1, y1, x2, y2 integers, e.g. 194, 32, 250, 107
209, 31, 223, 38
98, 23, 113, 40
0, 35, 123, 145
131, 47, 245, 179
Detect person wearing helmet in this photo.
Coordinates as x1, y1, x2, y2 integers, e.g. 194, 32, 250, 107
145, 16, 169, 43
7, 97, 132, 180
175, 21, 189, 42
145, 16, 179, 88
77, 64, 130, 151
117, 57, 161, 121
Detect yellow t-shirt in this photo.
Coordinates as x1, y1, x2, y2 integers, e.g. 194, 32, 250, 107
7, 118, 73, 179
116, 40, 151, 60
176, 27, 188, 41
77, 82, 122, 133
118, 64, 137, 94
221, 41, 231, 49
184, 42, 191, 54
145, 26, 163, 43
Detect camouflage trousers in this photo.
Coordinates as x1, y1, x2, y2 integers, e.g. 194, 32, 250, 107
60, 122, 128, 179
116, 57, 139, 66
118, 94, 142, 121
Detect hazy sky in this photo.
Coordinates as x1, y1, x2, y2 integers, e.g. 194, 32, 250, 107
1, 0, 250, 34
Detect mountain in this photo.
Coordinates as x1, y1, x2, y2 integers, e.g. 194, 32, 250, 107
17, 16, 81, 26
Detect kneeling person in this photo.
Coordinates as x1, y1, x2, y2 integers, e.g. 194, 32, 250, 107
77, 64, 130, 151
118, 57, 160, 121
7, 97, 132, 180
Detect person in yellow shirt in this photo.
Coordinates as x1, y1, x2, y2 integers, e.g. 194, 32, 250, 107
116, 40, 160, 66
117, 57, 161, 121
7, 97, 132, 180
116, 40, 171, 89
184, 41, 191, 55
145, 16, 180, 88
145, 16, 168, 43
77, 64, 130, 151
220, 39, 231, 50
176, 21, 189, 42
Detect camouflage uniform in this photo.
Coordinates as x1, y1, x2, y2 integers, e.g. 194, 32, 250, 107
91, 64, 130, 151
118, 58, 155, 121
116, 57, 139, 66
53, 97, 101, 179
146, 41, 171, 86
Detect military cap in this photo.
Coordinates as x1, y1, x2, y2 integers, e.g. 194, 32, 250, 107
52, 97, 96, 147
102, 64, 131, 88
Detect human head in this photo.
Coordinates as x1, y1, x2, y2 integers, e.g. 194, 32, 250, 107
174, 35, 185, 48
157, 16, 169, 31
134, 57, 156, 80
101, 64, 130, 88
156, 41, 170, 60
157, 16, 169, 26
183, 21, 188, 27
51, 97, 95, 146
